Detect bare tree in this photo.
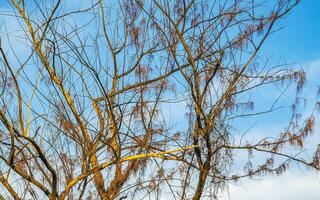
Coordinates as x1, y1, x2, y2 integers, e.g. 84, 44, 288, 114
0, 0, 319, 199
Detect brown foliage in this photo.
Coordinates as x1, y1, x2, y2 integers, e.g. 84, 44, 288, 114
0, 0, 318, 200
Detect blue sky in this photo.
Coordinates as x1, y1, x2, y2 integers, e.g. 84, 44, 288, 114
261, 0, 320, 63
136, 1, 320, 198
221, 1, 320, 199
0, 0, 320, 199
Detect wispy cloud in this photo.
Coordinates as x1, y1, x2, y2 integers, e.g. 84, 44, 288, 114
221, 169, 320, 200
221, 59, 320, 200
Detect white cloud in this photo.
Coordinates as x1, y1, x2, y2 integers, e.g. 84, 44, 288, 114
220, 60, 320, 200
221, 170, 320, 200
306, 60, 320, 82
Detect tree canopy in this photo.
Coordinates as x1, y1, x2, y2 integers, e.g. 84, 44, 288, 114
0, 0, 319, 199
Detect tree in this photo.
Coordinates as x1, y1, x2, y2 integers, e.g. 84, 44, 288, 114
0, 0, 319, 199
